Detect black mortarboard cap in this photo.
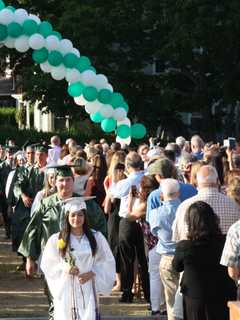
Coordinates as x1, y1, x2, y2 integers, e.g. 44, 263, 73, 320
22, 140, 35, 151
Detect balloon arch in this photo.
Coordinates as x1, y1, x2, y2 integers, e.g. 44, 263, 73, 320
0, 1, 147, 144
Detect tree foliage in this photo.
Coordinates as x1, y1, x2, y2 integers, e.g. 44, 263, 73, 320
1, 0, 240, 138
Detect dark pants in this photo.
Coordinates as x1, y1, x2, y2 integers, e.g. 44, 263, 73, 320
107, 199, 121, 273
183, 295, 229, 320
43, 279, 54, 320
0, 194, 11, 237
118, 218, 150, 301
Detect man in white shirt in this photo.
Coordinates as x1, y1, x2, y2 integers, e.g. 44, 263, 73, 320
109, 152, 149, 303
48, 135, 61, 164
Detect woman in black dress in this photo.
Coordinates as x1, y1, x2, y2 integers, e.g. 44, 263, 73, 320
172, 201, 236, 320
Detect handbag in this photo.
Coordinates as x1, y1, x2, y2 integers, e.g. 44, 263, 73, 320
92, 277, 101, 320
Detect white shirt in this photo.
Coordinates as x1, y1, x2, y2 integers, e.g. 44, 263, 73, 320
109, 171, 144, 218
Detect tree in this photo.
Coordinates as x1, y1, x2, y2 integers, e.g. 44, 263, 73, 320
2, 0, 240, 139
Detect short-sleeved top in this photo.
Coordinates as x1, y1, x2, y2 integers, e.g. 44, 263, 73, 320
221, 219, 240, 268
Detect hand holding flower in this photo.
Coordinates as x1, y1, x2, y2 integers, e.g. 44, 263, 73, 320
69, 266, 80, 276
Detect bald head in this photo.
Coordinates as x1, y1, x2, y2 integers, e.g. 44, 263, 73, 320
196, 165, 218, 188
51, 135, 61, 147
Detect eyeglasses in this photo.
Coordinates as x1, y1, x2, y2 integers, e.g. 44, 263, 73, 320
27, 152, 34, 154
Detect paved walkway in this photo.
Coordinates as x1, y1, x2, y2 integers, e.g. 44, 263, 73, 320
0, 226, 166, 319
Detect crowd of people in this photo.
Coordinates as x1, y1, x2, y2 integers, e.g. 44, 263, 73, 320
0, 134, 240, 320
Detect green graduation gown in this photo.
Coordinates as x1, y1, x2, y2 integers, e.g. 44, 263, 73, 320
18, 193, 107, 261
12, 165, 45, 251
0, 160, 13, 193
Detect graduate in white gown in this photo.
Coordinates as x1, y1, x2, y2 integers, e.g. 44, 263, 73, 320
41, 198, 115, 320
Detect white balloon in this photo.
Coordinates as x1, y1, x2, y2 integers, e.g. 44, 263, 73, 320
15, 35, 30, 53
116, 136, 131, 146
94, 74, 108, 90
0, 9, 14, 25
40, 61, 52, 73
14, 9, 28, 25
71, 48, 80, 57
29, 14, 41, 25
46, 35, 60, 51
117, 117, 131, 127
4, 37, 15, 48
59, 39, 73, 55
113, 108, 127, 121
29, 34, 45, 50
99, 104, 114, 118
85, 101, 102, 114
66, 68, 81, 83
51, 65, 66, 81
106, 83, 113, 92
74, 95, 87, 106
81, 70, 96, 86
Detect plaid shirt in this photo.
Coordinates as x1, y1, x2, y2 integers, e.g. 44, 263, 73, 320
172, 187, 240, 241
220, 219, 240, 268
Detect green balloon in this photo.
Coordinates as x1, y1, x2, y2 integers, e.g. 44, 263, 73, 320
51, 31, 62, 40
98, 89, 112, 104
63, 53, 78, 68
83, 86, 98, 102
39, 21, 53, 38
48, 50, 63, 67
68, 82, 85, 97
23, 19, 38, 36
0, 24, 7, 41
101, 118, 117, 133
88, 66, 96, 73
32, 48, 48, 64
121, 101, 129, 113
131, 123, 147, 139
6, 6, 15, 12
7, 22, 22, 38
0, 1, 5, 10
110, 92, 124, 109
117, 125, 131, 139
90, 112, 104, 123
76, 56, 91, 73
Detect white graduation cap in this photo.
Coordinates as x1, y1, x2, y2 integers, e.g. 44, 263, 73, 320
62, 196, 96, 214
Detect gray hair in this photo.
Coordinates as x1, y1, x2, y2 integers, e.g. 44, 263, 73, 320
196, 165, 218, 185
176, 136, 186, 149
126, 151, 143, 169
161, 178, 180, 198
191, 135, 204, 148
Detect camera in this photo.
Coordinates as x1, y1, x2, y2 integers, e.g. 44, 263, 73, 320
223, 137, 236, 150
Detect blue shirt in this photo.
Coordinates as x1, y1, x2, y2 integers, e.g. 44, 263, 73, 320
192, 151, 204, 160
146, 181, 197, 222
149, 198, 181, 255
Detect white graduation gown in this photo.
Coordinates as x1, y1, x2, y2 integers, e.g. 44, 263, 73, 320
40, 231, 116, 320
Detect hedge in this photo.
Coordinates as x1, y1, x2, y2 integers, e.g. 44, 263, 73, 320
0, 107, 17, 126
0, 125, 113, 148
